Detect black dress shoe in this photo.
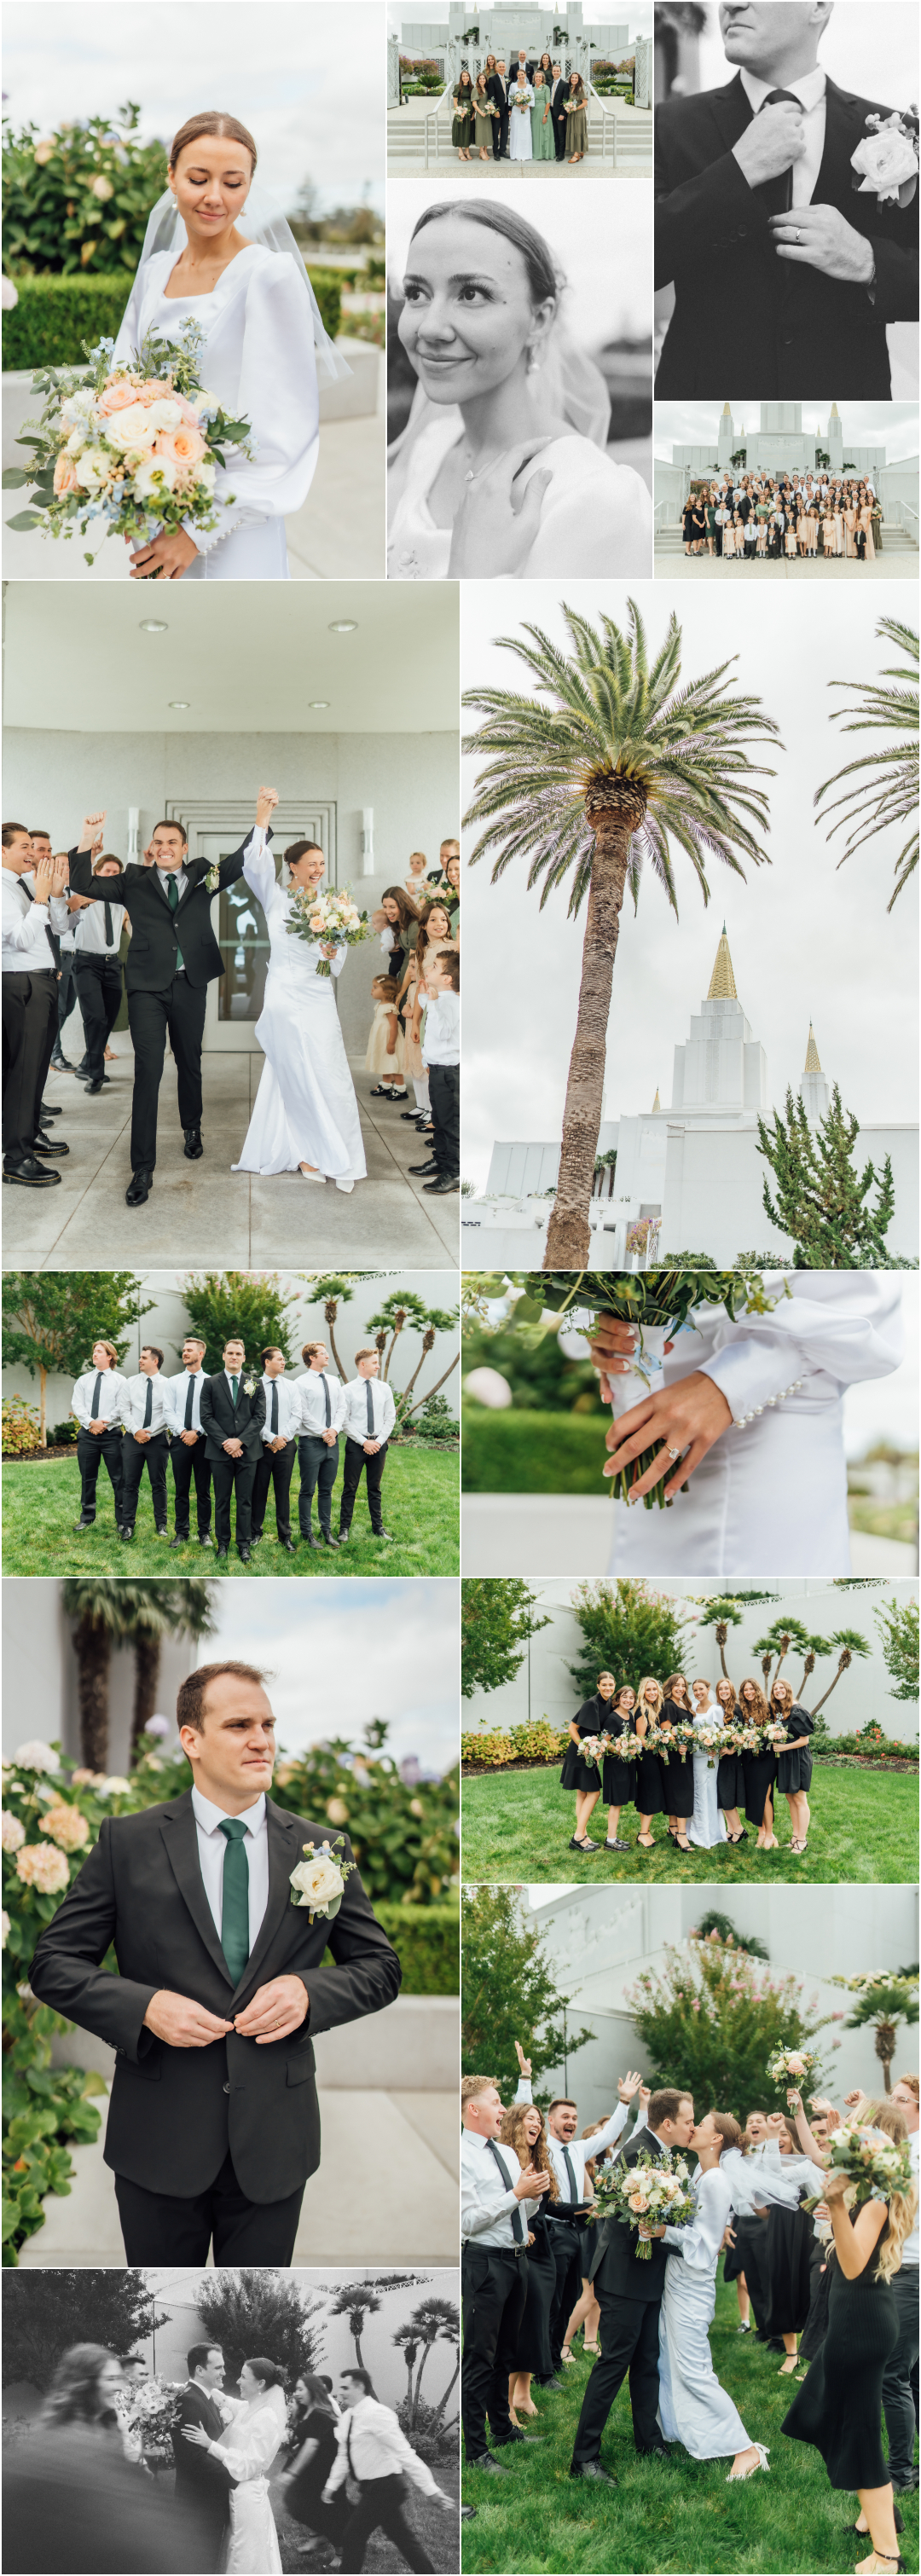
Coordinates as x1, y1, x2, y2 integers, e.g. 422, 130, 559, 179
495, 2432, 542, 2446
217, 1546, 229, 1561
460, 2504, 478, 2520
72, 1518, 95, 1531
84, 1079, 105, 1095
636, 2446, 672, 2462
468, 2454, 511, 2477
424, 1174, 460, 1193
125, 1169, 153, 1205
251, 1531, 264, 1545
541, 2377, 565, 2393
570, 2462, 617, 2485
32, 1134, 69, 1155
409, 1159, 439, 1175
170, 1534, 188, 1549
154, 1526, 169, 1539
304, 1533, 320, 1549
372, 1526, 395, 1541
119, 1527, 134, 1543
281, 1538, 297, 1554
199, 1532, 213, 1548
321, 1528, 339, 1547
238, 1544, 252, 1564
49, 1052, 72, 1074
183, 1126, 204, 1160
39, 1100, 64, 1114
3, 1157, 61, 1186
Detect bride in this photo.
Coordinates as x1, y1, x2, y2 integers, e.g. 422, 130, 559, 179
231, 790, 366, 1190
112, 110, 347, 581
387, 199, 652, 580
657, 2110, 768, 2480
182, 2355, 286, 2573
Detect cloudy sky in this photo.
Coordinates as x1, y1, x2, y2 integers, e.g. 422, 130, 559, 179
460, 578, 918, 1196
180, 1578, 459, 1777
3, 2, 385, 217
654, 402, 919, 469
388, 3, 652, 39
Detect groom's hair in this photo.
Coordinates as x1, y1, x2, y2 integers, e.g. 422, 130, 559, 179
647, 2089, 690, 2128
342, 2368, 373, 2394
152, 819, 187, 844
177, 1659, 269, 1737
188, 2343, 222, 2377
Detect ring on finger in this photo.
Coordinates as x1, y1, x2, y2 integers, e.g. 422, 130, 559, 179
665, 1444, 683, 1462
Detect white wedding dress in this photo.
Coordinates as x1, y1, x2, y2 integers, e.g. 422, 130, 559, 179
387, 412, 652, 579
112, 245, 320, 578
231, 835, 366, 1184
509, 84, 535, 157
687, 1704, 727, 1850
210, 2388, 286, 2573
658, 2166, 752, 2459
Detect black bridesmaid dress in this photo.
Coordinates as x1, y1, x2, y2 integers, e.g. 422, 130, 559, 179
776, 1704, 814, 1794
559, 1693, 609, 1794
782, 2221, 900, 2487
742, 1726, 777, 1829
511, 2203, 556, 2376
657, 1698, 695, 1819
758, 2194, 814, 2337
601, 1707, 634, 1807
632, 1721, 666, 1818
716, 1703, 746, 1814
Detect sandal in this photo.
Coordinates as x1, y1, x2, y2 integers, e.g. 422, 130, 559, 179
636, 1833, 654, 1850
849, 2515, 904, 2538
583, 2341, 600, 2356
778, 2355, 798, 2375
675, 1835, 692, 1852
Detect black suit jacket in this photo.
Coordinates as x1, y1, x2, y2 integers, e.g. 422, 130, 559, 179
655, 72, 918, 397
172, 2385, 233, 2516
588, 2126, 671, 2307
507, 61, 536, 91
486, 71, 507, 122
199, 1371, 266, 1464
68, 835, 269, 995
30, 1791, 402, 2202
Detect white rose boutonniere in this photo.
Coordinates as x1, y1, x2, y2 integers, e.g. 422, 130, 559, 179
242, 1374, 258, 1397
205, 864, 221, 892
851, 110, 918, 206
289, 1834, 356, 1923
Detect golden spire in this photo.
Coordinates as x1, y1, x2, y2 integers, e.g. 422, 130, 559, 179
804, 1021, 822, 1073
830, 402, 839, 418
652, 1088, 661, 1112
707, 923, 738, 1001
721, 401, 732, 414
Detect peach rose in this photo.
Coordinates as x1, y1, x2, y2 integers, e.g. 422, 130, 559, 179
154, 423, 207, 470
97, 378, 146, 416
54, 453, 79, 495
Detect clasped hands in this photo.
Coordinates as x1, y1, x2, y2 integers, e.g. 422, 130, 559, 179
732, 101, 875, 283
587, 1317, 733, 1503
142, 1974, 309, 2050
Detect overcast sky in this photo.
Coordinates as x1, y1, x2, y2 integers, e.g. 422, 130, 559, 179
460, 578, 918, 1196
654, 403, 919, 470
387, 3, 653, 38
180, 1579, 459, 1777
3, 2, 385, 217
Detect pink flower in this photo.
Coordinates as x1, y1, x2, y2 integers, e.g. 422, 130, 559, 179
53, 454, 79, 495
154, 424, 207, 469
97, 378, 146, 416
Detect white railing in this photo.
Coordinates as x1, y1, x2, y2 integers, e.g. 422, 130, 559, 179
653, 498, 669, 530
893, 500, 919, 543
588, 90, 653, 169
421, 86, 452, 168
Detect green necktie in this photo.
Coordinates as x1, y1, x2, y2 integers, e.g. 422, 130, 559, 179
166, 872, 184, 971
218, 1818, 250, 1985
230, 1374, 240, 1406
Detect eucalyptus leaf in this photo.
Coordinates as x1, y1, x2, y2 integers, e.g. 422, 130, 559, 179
1, 469, 29, 489
6, 509, 42, 530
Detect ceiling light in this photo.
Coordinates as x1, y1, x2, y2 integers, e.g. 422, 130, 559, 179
140, 618, 168, 633
328, 619, 357, 633
169, 699, 190, 710
309, 698, 330, 709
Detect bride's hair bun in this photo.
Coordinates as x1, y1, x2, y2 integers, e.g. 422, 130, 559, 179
245, 2355, 285, 2388
170, 111, 258, 172
285, 839, 323, 872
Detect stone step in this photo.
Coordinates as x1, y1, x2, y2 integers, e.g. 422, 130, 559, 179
655, 525, 916, 550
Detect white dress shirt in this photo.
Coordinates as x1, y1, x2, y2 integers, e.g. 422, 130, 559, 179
190, 1786, 269, 1953
340, 1376, 397, 1444
513, 2081, 630, 2200
2, 867, 70, 974
461, 2126, 541, 2246
327, 2397, 439, 2500
165, 1368, 209, 1436
156, 864, 188, 901
297, 1369, 347, 1437
72, 1367, 128, 1430
722, 2138, 826, 2214
421, 988, 460, 1068
901, 2131, 920, 2267
73, 897, 126, 958
117, 1372, 175, 1435
258, 1373, 301, 1443
739, 65, 827, 208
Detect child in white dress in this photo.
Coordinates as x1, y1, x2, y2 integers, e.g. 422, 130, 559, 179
364, 975, 406, 1098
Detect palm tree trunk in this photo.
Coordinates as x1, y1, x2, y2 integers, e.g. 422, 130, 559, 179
809, 1651, 852, 1717
715, 1623, 729, 1680
544, 815, 637, 1268
875, 2022, 896, 2094
131, 1632, 162, 1754
401, 1355, 458, 1421
796, 1653, 816, 1700
39, 1364, 48, 1450
323, 1304, 346, 1383
432, 2359, 460, 2427
75, 1617, 112, 1771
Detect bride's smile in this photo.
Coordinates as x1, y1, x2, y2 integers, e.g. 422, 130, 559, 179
398, 217, 556, 406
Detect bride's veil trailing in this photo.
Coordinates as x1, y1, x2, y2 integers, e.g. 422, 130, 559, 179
136, 182, 351, 382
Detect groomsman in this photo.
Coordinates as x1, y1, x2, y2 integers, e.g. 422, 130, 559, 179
164, 1335, 213, 1549
71, 1339, 127, 1532
461, 2073, 547, 2469
296, 1339, 345, 1550
118, 1345, 173, 1542
2, 827, 71, 1189
570, 2088, 696, 2480
491, 59, 510, 156
339, 1351, 397, 1544
550, 64, 568, 159
199, 1337, 266, 1562
72, 854, 126, 1094
512, 2050, 643, 2376
252, 1346, 299, 1554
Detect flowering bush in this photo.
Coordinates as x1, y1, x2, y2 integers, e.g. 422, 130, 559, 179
624, 1939, 829, 2119
461, 1719, 568, 1769
3, 105, 168, 278
4, 318, 251, 566
1, 1398, 42, 1456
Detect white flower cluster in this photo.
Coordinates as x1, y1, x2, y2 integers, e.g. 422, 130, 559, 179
766, 2046, 815, 2084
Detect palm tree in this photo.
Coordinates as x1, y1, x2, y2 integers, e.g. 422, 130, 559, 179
62, 1580, 142, 1770
807, 1629, 872, 1717
326, 2283, 382, 2372
840, 1976, 919, 2094
814, 617, 918, 910
463, 599, 780, 1265
402, 2296, 460, 2429
128, 1581, 217, 1755
392, 2326, 420, 2420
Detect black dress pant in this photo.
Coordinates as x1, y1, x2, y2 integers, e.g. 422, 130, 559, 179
56, 952, 83, 1044
126, 973, 208, 1170
461, 2243, 529, 2458
553, 104, 567, 156
120, 1429, 169, 1532
74, 955, 123, 1081
497, 107, 509, 154
428, 1061, 459, 1177
211, 1450, 258, 1548
547, 2217, 583, 2371
3, 969, 58, 1163
252, 1438, 297, 1539
113, 2147, 305, 2265
339, 1434, 389, 1533
298, 1431, 340, 1534
883, 2262, 921, 2485
733, 2214, 770, 2334
571, 2290, 664, 2462
171, 1434, 212, 1538
339, 2476, 435, 2573
77, 1426, 125, 1523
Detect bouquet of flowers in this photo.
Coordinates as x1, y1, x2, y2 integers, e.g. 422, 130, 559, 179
578, 1733, 611, 1774
590, 2148, 696, 2257
286, 883, 371, 976
766, 2046, 816, 2087
693, 1724, 724, 1772
802, 2118, 914, 2214
2, 321, 252, 569
658, 1716, 697, 1756
122, 2376, 184, 2467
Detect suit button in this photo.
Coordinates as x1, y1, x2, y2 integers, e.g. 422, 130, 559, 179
738, 225, 747, 238
223, 2081, 230, 2093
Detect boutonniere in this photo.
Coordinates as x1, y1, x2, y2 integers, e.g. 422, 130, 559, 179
242, 1374, 257, 1396
204, 864, 221, 892
851, 108, 918, 206
289, 1834, 356, 1921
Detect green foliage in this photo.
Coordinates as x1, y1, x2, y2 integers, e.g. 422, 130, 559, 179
196, 2269, 325, 2391
461, 1578, 552, 1700
1, 1398, 42, 1456
689, 1909, 769, 1961
814, 616, 918, 910
374, 1904, 458, 1994
3, 103, 166, 278
461, 1720, 566, 1769
757, 1085, 900, 1267
408, 1392, 460, 1445
2, 2271, 161, 2388
2, 272, 137, 369
3, 1270, 151, 1444
624, 1940, 826, 2120
363, 1287, 460, 1427
460, 1760, 919, 1887
462, 1314, 602, 1413
179, 1272, 301, 1374
567, 1578, 694, 1699
462, 1406, 610, 1495
304, 268, 343, 344
461, 1885, 592, 2085
875, 1595, 919, 1704
2, 1449, 458, 1580
270, 1719, 459, 1907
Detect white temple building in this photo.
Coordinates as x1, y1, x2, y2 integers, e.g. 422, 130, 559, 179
393, 6, 651, 96
655, 403, 919, 529
465, 927, 918, 1266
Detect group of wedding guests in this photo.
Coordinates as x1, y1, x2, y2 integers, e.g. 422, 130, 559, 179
681, 472, 881, 564
452, 54, 588, 165
2, 824, 126, 1190
560, 1670, 814, 1860
362, 838, 460, 1195
70, 1329, 398, 1559
461, 2048, 919, 2576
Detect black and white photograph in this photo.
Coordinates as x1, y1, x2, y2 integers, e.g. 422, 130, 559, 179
387, 3, 653, 178
653, 399, 918, 575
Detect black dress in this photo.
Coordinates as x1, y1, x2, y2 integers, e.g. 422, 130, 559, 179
632, 1722, 666, 1817
782, 2220, 899, 2488
775, 1704, 814, 1794
284, 2406, 345, 2544
682, 505, 695, 546
716, 1703, 746, 1813
657, 1699, 695, 1818
559, 1693, 609, 1794
601, 1707, 634, 1806
758, 2195, 814, 2337
799, 2237, 834, 2364
512, 2205, 556, 2374
742, 1728, 777, 1827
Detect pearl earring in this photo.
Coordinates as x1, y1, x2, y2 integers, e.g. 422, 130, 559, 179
526, 344, 542, 375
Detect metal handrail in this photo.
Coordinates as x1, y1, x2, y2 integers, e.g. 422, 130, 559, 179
587, 85, 652, 168
422, 86, 451, 169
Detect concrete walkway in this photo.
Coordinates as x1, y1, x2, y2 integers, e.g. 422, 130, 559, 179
460, 1493, 918, 1577
653, 547, 917, 581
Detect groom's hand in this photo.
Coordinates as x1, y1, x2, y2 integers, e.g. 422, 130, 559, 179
223, 1437, 244, 1457
770, 204, 875, 285
78, 810, 107, 854
732, 98, 805, 190
234, 1974, 309, 2044
143, 1990, 234, 2047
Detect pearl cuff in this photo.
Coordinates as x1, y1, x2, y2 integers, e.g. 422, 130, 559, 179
731, 1376, 805, 1427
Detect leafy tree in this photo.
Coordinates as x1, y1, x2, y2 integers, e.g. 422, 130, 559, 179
462, 1885, 592, 2087
566, 1578, 693, 1699
625, 1940, 827, 2122
814, 617, 918, 910
3, 1271, 151, 1446
363, 1289, 460, 1427
196, 2270, 324, 2391
179, 1273, 300, 1374
832, 1974, 919, 2095
2, 2272, 162, 2391
875, 1595, 919, 1705
61, 1578, 217, 1769
271, 1717, 458, 1907
756, 1085, 901, 1268
3, 102, 167, 277
688, 1908, 769, 1963
462, 598, 779, 1265
461, 1579, 552, 1701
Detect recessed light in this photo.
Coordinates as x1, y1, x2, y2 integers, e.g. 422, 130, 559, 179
140, 619, 168, 633
169, 699, 190, 710
309, 698, 330, 709
328, 619, 357, 634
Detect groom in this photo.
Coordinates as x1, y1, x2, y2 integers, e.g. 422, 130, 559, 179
172, 2344, 233, 2576
30, 1658, 402, 2265
199, 1338, 266, 1562
68, 787, 277, 1207
570, 2088, 695, 2482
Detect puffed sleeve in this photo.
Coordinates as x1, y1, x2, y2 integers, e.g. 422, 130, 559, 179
696, 1276, 904, 1426
536, 450, 653, 578
663, 2168, 729, 2270
240, 826, 278, 915
192, 256, 320, 553
210, 2403, 284, 2482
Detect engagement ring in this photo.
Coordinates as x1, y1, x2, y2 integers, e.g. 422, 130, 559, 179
666, 1445, 682, 1461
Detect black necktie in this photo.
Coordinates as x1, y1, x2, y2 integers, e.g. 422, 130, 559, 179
562, 2146, 579, 2209
270, 1384, 278, 1435
323, 1377, 332, 1427
90, 1372, 102, 1420
366, 1382, 374, 1435
23, 879, 59, 966
143, 1381, 153, 1428
756, 87, 801, 216
486, 2137, 524, 2243
345, 2417, 355, 2474
184, 1376, 195, 1430
104, 899, 113, 946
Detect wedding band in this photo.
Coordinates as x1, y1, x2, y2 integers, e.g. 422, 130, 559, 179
795, 228, 802, 242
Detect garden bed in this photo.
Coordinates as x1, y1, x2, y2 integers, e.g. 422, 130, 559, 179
2, 1446, 76, 1463
462, 1750, 918, 1777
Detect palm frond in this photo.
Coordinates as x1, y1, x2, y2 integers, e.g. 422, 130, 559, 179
815, 619, 918, 906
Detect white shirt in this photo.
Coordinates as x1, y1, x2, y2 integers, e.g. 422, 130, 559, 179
340, 1376, 397, 1444
190, 1786, 269, 1954
513, 2081, 630, 2200
327, 2397, 439, 2500
739, 65, 827, 208
258, 1373, 301, 1443
156, 864, 188, 903
117, 1372, 174, 1435
72, 1366, 128, 1430
165, 1368, 209, 1436
73, 896, 126, 958
2, 867, 70, 974
901, 2130, 920, 2267
421, 989, 460, 1068
461, 2125, 540, 2247
298, 1369, 347, 1437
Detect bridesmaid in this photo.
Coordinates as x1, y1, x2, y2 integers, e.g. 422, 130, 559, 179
565, 72, 588, 161
771, 1676, 814, 1855
559, 1669, 616, 1853
715, 1674, 747, 1844
500, 2086, 559, 2421
682, 496, 696, 557
658, 1672, 694, 1852
531, 68, 556, 159
859, 489, 876, 562
739, 1676, 779, 1850
451, 66, 473, 158
472, 71, 495, 159
844, 493, 859, 558
600, 1682, 636, 1854
633, 1674, 667, 1852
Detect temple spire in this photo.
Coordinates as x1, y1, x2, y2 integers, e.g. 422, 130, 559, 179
804, 1021, 822, 1074
707, 923, 738, 1001
652, 1087, 661, 1112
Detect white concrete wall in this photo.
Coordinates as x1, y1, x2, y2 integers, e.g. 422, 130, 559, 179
2, 1577, 197, 1768
660, 1120, 918, 1267
141, 2269, 460, 2405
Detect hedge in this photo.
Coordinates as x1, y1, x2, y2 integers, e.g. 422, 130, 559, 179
462, 1721, 567, 1771
3, 266, 342, 373
462, 1404, 611, 1495
374, 1903, 459, 1993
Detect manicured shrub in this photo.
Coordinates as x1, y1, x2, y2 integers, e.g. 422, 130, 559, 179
3, 266, 340, 376
374, 1903, 459, 1994
462, 1404, 610, 1493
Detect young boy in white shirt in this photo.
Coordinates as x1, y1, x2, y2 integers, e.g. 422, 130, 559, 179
413, 949, 459, 1195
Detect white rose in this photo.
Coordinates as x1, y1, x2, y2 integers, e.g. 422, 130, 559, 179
103, 405, 158, 454
75, 446, 115, 492
851, 127, 918, 200
290, 1850, 345, 1910
144, 397, 183, 431
194, 460, 217, 491
61, 388, 95, 425
132, 456, 178, 500
14, 1740, 61, 1773
188, 390, 218, 414
67, 426, 87, 457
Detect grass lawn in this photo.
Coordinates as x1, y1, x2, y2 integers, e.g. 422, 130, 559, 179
460, 1763, 918, 1885
277, 2457, 459, 2573
461, 2266, 919, 2574
2, 1451, 459, 1578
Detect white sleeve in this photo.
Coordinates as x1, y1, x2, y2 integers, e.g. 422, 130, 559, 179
240, 829, 277, 913
380, 1386, 397, 1439
663, 2168, 729, 2270
71, 1380, 89, 1427
513, 2078, 534, 2104
536, 457, 652, 580
191, 258, 320, 554
376, 2409, 440, 2498
330, 1380, 347, 1434
210, 2403, 283, 2482
587, 2100, 630, 2158
325, 2428, 349, 2496
696, 1277, 905, 1425
49, 896, 71, 930
460, 2171, 520, 2238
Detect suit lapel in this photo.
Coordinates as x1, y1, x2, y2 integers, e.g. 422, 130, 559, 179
705, 71, 751, 156
159, 1795, 235, 1988
812, 77, 860, 207
235, 1799, 303, 1998
176, 861, 206, 916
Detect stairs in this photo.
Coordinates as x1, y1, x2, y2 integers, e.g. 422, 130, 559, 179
387, 96, 652, 169
654, 520, 917, 554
